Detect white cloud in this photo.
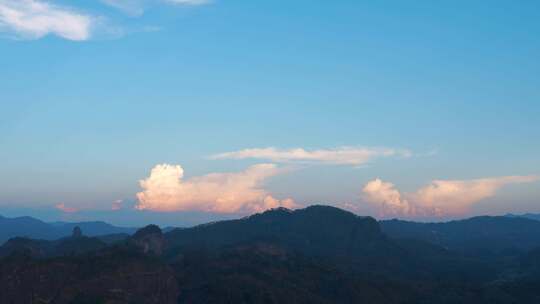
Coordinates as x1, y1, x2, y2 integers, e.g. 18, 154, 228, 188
361, 175, 539, 218
212, 147, 411, 166
136, 163, 297, 213
55, 203, 79, 213
0, 0, 210, 41
0, 0, 94, 41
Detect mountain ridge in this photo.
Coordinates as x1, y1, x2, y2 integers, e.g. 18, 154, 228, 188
2, 205, 540, 303
0, 214, 137, 244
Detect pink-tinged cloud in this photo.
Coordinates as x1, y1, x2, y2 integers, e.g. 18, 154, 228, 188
361, 175, 539, 217
55, 203, 79, 213
135, 163, 297, 213
111, 200, 123, 211
211, 147, 411, 166
362, 179, 412, 216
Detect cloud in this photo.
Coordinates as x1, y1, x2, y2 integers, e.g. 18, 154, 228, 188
136, 163, 297, 213
164, 0, 210, 5
212, 147, 411, 166
361, 175, 539, 218
55, 203, 79, 213
100, 0, 146, 16
362, 179, 412, 216
101, 0, 209, 15
111, 200, 123, 211
0, 0, 94, 41
411, 176, 540, 216
0, 0, 210, 40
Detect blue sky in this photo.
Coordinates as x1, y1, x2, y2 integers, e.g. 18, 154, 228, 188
1, 0, 539, 226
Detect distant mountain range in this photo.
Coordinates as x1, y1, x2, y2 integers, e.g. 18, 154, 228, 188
2, 211, 539, 246
381, 215, 540, 255
506, 212, 540, 221
0, 214, 137, 244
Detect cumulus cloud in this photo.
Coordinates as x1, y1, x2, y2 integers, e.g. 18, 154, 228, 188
55, 203, 79, 213
211, 147, 411, 166
0, 0, 94, 40
362, 179, 412, 216
361, 175, 539, 217
136, 163, 297, 213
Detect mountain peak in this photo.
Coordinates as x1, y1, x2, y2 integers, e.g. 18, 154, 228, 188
166, 205, 385, 258
133, 224, 162, 239
72, 226, 83, 238
133, 225, 164, 256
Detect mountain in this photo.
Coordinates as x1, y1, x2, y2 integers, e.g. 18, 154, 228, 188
165, 208, 540, 303
0, 215, 55, 243
0, 243, 178, 304
166, 205, 385, 254
0, 215, 137, 244
506, 213, 540, 221
172, 239, 417, 304
523, 213, 540, 221
2, 206, 540, 303
0, 207, 426, 303
380, 216, 540, 256
164, 206, 433, 276
0, 226, 118, 258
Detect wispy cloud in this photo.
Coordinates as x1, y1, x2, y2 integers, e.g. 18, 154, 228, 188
164, 0, 210, 5
0, 0, 210, 41
100, 0, 146, 16
360, 175, 539, 218
211, 147, 411, 166
0, 0, 94, 41
135, 163, 297, 213
55, 203, 79, 213
101, 0, 210, 16
111, 199, 123, 211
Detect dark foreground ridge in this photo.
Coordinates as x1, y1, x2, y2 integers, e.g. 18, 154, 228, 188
2, 205, 540, 303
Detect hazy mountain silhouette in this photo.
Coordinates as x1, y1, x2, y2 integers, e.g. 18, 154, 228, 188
506, 213, 540, 222
0, 226, 125, 258
380, 216, 540, 256
0, 214, 137, 244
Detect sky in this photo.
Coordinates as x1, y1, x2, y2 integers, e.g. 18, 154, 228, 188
1, 0, 539, 226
